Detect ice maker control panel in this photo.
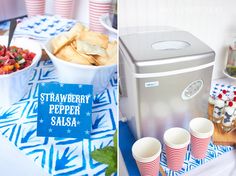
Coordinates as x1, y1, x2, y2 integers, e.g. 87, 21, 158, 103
181, 80, 203, 100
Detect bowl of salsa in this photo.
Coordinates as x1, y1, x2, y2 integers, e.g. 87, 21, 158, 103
0, 36, 42, 107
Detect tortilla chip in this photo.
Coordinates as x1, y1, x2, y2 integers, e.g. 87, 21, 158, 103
67, 23, 85, 40
70, 43, 96, 65
69, 23, 85, 34
51, 32, 76, 54
94, 55, 107, 66
76, 40, 107, 56
51, 22, 116, 66
55, 45, 92, 65
107, 41, 117, 58
94, 41, 117, 66
79, 31, 109, 49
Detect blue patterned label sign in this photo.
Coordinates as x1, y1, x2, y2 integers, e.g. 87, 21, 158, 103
37, 82, 93, 139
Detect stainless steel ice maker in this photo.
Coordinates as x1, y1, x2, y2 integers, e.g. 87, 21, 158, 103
119, 30, 215, 141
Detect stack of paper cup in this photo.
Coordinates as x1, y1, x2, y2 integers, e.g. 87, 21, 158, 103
164, 128, 190, 171
54, 0, 75, 19
25, 0, 45, 17
89, 0, 112, 33
132, 137, 161, 176
190, 118, 214, 159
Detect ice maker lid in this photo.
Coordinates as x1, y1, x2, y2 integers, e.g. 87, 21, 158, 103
120, 31, 214, 66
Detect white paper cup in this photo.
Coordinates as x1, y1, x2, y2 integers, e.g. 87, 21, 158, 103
132, 137, 162, 176
164, 127, 190, 171
190, 117, 214, 159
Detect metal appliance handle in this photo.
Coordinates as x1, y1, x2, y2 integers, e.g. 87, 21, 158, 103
119, 49, 128, 97
134, 61, 215, 78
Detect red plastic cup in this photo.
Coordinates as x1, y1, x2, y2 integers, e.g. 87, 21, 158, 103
25, 0, 45, 17
89, 0, 112, 33
164, 127, 190, 171
190, 118, 214, 159
54, 0, 75, 19
132, 137, 162, 176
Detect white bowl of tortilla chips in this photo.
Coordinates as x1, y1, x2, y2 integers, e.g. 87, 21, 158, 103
44, 23, 117, 95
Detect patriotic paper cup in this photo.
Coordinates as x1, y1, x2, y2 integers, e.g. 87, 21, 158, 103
190, 118, 214, 159
25, 0, 45, 17
132, 137, 161, 176
54, 0, 75, 19
164, 128, 190, 171
89, 0, 112, 33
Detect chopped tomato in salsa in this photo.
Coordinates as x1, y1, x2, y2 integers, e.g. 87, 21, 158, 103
0, 45, 36, 75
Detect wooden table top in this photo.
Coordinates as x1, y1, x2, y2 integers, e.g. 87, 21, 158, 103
208, 104, 236, 146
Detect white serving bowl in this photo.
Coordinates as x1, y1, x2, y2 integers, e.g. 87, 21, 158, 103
44, 38, 117, 95
0, 36, 42, 107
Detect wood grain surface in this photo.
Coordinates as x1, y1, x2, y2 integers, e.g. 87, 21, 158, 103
208, 104, 236, 146
160, 165, 166, 176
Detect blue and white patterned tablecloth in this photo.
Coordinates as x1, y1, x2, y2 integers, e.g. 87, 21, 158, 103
120, 83, 235, 176
0, 60, 117, 176
161, 143, 234, 176
120, 121, 234, 176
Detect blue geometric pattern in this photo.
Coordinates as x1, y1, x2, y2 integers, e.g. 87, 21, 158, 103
0, 60, 117, 175
160, 83, 234, 175
161, 142, 233, 176
0, 21, 10, 30
210, 83, 236, 100
14, 16, 76, 41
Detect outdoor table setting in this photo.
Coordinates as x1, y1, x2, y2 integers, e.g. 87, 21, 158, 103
0, 6, 118, 175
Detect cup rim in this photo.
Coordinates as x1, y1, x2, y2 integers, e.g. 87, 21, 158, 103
132, 137, 162, 163
164, 127, 190, 149
89, 0, 112, 4
189, 117, 214, 138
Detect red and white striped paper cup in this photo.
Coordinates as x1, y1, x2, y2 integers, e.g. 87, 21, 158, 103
164, 127, 190, 171
190, 118, 214, 159
89, 0, 112, 33
25, 0, 45, 17
132, 137, 162, 176
54, 0, 75, 19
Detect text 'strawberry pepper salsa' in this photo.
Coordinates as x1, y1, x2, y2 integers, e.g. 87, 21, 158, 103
0, 45, 36, 75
